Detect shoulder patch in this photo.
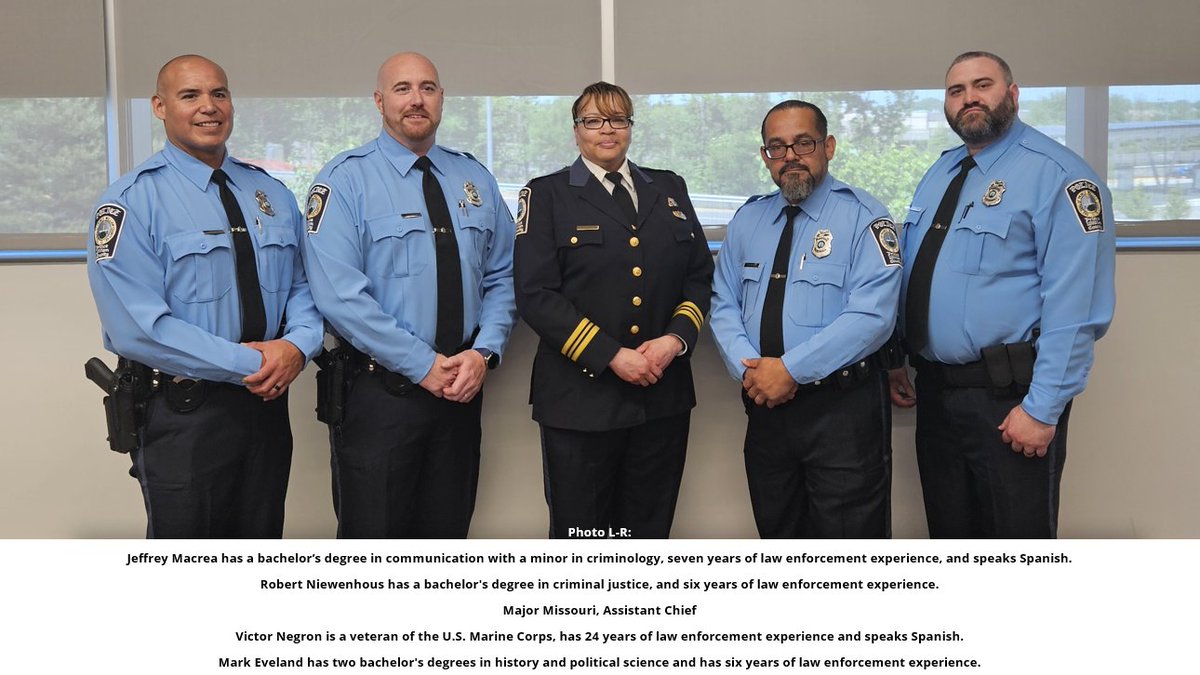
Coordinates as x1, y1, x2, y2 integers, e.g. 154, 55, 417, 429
1065, 179, 1104, 233
868, 218, 902, 267
306, 184, 331, 235
93, 203, 126, 262
515, 187, 532, 236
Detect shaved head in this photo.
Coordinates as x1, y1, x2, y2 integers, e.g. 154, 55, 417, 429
376, 52, 440, 92
157, 54, 227, 97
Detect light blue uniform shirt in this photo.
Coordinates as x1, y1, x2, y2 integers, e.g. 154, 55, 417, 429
301, 130, 517, 383
86, 141, 324, 384
711, 174, 902, 384
899, 119, 1116, 425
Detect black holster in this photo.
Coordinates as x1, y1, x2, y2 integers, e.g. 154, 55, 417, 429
86, 357, 150, 454
314, 346, 351, 425
980, 341, 1036, 397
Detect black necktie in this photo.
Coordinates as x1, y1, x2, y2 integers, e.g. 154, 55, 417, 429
759, 205, 801, 358
605, 171, 637, 226
211, 169, 266, 343
413, 155, 464, 355
904, 155, 976, 355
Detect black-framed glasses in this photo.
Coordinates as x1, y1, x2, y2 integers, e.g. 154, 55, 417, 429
762, 137, 827, 159
574, 116, 633, 130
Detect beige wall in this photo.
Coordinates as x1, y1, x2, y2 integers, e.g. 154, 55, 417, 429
0, 251, 1195, 538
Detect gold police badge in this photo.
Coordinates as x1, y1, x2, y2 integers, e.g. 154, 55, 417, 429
464, 181, 483, 207
982, 180, 1006, 207
667, 197, 679, 208
812, 229, 832, 258
255, 190, 275, 216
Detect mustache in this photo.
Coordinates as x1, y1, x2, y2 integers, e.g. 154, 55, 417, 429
781, 162, 809, 173
956, 104, 989, 121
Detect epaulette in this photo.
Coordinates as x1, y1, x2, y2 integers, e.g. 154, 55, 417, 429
109, 155, 168, 197
528, 166, 571, 184
731, 193, 773, 217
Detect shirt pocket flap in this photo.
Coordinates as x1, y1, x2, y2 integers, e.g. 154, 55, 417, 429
904, 206, 926, 226
165, 230, 229, 261
259, 224, 298, 249
460, 207, 495, 233
741, 264, 764, 282
792, 261, 847, 288
956, 214, 1012, 238
366, 213, 425, 241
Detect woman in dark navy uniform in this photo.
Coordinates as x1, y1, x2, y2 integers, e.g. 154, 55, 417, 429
513, 82, 713, 538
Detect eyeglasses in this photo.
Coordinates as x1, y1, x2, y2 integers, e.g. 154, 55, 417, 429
574, 116, 633, 130
762, 137, 827, 160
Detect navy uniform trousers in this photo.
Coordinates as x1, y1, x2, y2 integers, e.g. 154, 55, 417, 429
743, 371, 892, 539
540, 412, 690, 539
134, 385, 292, 538
914, 370, 1070, 539
330, 369, 482, 539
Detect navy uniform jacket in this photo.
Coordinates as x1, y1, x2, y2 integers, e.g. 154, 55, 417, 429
514, 158, 714, 431
87, 140, 324, 382
301, 131, 517, 382
710, 174, 901, 383
898, 119, 1116, 425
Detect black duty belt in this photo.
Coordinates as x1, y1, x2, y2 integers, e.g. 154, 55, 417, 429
911, 339, 1035, 394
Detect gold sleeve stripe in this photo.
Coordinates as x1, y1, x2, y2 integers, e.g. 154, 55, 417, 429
562, 318, 595, 358
673, 301, 704, 331
567, 324, 600, 362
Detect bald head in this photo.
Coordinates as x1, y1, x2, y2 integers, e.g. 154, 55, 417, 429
376, 52, 440, 92
157, 54, 227, 97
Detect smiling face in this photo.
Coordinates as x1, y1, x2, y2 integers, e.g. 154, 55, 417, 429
152, 56, 232, 168
760, 106, 835, 204
573, 94, 632, 172
374, 52, 444, 154
944, 55, 1020, 151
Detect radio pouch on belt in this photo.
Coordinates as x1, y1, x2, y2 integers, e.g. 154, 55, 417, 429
314, 347, 350, 425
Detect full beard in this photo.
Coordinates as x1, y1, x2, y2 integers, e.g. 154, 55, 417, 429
949, 93, 1016, 146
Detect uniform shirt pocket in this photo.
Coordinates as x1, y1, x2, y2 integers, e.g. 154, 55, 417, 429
459, 206, 495, 264
740, 263, 764, 322
256, 224, 298, 292
948, 214, 1012, 275
902, 206, 926, 245
365, 213, 428, 278
788, 261, 847, 327
164, 230, 233, 303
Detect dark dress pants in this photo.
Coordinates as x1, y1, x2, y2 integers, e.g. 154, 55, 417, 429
540, 411, 690, 539
331, 371, 482, 538
743, 372, 892, 539
134, 386, 292, 539
914, 374, 1070, 538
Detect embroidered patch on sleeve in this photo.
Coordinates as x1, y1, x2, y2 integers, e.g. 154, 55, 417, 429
869, 218, 902, 267
93, 203, 126, 262
306, 184, 331, 234
1065, 179, 1104, 233
515, 186, 531, 236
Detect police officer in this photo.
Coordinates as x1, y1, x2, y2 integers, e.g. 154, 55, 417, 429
301, 52, 516, 539
709, 100, 901, 539
513, 82, 713, 539
87, 55, 324, 538
890, 52, 1116, 538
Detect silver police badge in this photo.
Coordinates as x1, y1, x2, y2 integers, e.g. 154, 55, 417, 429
812, 229, 832, 258
464, 181, 483, 207
982, 180, 1006, 207
255, 190, 275, 216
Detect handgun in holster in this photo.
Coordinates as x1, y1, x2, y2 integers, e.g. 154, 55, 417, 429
313, 345, 352, 426
84, 357, 148, 454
